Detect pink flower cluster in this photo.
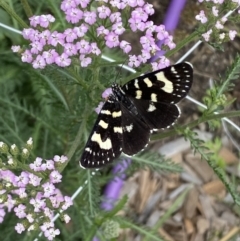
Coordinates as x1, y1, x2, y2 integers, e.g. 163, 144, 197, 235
12, 0, 175, 71
0, 151, 71, 241
196, 0, 238, 42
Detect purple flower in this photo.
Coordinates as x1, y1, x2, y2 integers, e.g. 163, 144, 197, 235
120, 40, 131, 53
15, 223, 25, 234
60, 0, 76, 11
44, 228, 60, 240
26, 213, 34, 223
79, 54, 92, 67
65, 8, 83, 24
32, 55, 46, 69
156, 25, 169, 40
229, 30, 237, 40
39, 30, 51, 45
76, 0, 90, 8
61, 196, 73, 210
39, 14, 55, 28
42, 182, 55, 197
45, 159, 55, 170
55, 53, 71, 67
64, 28, 78, 42
53, 155, 68, 163
63, 214, 71, 223
14, 188, 27, 199
40, 222, 54, 232
105, 32, 119, 48
128, 55, 141, 67
0, 170, 17, 187
195, 10, 208, 23
102, 88, 113, 99
30, 41, 43, 54
95, 101, 104, 114
29, 16, 40, 27
42, 49, 59, 65
109, 12, 121, 22
112, 22, 125, 35
96, 26, 109, 36
43, 207, 54, 219
76, 39, 91, 54
11, 46, 20, 52
83, 11, 97, 24
49, 170, 62, 183
21, 50, 33, 63
30, 157, 43, 171
64, 43, 78, 56
14, 204, 27, 218
28, 173, 42, 186
90, 43, 101, 55
143, 2, 154, 15
48, 31, 65, 47
5, 195, 16, 212
30, 197, 46, 212
15, 172, 29, 188
73, 24, 88, 37
97, 6, 111, 19
0, 208, 6, 223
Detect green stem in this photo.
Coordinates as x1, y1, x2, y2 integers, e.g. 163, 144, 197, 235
165, 31, 200, 58
151, 110, 240, 141
20, 0, 33, 18
0, 1, 28, 28
58, 111, 87, 172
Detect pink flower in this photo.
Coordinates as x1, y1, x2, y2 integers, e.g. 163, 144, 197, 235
50, 170, 62, 183
229, 30, 237, 40
11, 45, 20, 52
64, 28, 78, 42
202, 29, 212, 42
39, 14, 55, 28
128, 55, 141, 67
15, 223, 25, 233
65, 8, 83, 24
97, 6, 111, 19
42, 49, 59, 64
29, 16, 40, 27
79, 54, 92, 67
55, 53, 71, 67
83, 11, 97, 24
44, 228, 60, 240
73, 24, 88, 37
105, 32, 120, 48
14, 204, 26, 218
21, 50, 33, 63
53, 155, 68, 163
28, 173, 42, 186
195, 10, 208, 24
120, 40, 131, 53
30, 157, 43, 171
42, 182, 55, 198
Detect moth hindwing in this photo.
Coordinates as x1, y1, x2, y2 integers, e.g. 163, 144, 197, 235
80, 62, 193, 168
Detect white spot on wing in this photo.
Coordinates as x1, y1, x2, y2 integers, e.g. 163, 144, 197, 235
91, 132, 112, 149
151, 93, 157, 102
134, 79, 139, 89
143, 78, 153, 87
124, 124, 133, 132
112, 111, 121, 118
99, 120, 108, 129
155, 72, 174, 93
114, 126, 123, 133
147, 103, 156, 112
101, 110, 111, 115
135, 90, 142, 99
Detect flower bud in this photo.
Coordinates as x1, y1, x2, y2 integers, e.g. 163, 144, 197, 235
0, 142, 9, 154
10, 144, 19, 156
102, 219, 120, 239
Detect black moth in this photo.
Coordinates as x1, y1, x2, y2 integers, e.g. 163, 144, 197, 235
80, 62, 193, 169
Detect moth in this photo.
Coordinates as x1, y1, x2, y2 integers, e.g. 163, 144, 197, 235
80, 62, 193, 168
